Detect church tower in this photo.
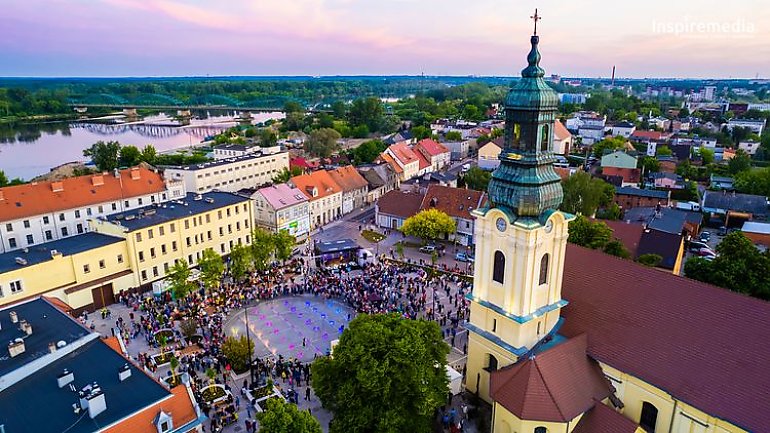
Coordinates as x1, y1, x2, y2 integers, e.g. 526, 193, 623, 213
465, 13, 575, 403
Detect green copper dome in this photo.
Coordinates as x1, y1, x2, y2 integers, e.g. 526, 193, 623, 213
487, 33, 563, 219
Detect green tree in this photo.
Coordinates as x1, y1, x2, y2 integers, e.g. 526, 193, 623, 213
331, 100, 347, 119
222, 335, 255, 374
140, 145, 157, 164
685, 232, 770, 300
592, 136, 626, 157
348, 97, 385, 132
728, 149, 752, 175
561, 172, 613, 216
349, 139, 387, 165
272, 166, 304, 183
603, 239, 630, 258
304, 128, 341, 158
401, 209, 457, 243
273, 230, 296, 264
351, 124, 370, 138
567, 215, 613, 249
198, 248, 224, 290
639, 156, 660, 174
83, 140, 120, 171
312, 314, 449, 433
119, 145, 142, 167
258, 128, 278, 147
284, 101, 304, 113
596, 203, 622, 221
229, 243, 252, 281
656, 145, 673, 157
256, 399, 322, 433
445, 130, 463, 141
251, 228, 275, 270
411, 126, 432, 140
168, 259, 194, 301
462, 166, 491, 191
0, 170, 8, 187
700, 148, 715, 165
638, 253, 663, 267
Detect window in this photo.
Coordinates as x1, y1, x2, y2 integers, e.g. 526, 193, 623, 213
186, 237, 192, 247
61, 227, 68, 236
159, 226, 165, 236
10, 280, 22, 294
112, 203, 117, 211
23, 220, 30, 228
172, 241, 178, 251
207, 231, 212, 241
138, 251, 145, 262
218, 210, 223, 220
98, 205, 104, 213
45, 230, 53, 241
43, 216, 50, 224
492, 319, 497, 333
76, 223, 84, 234
136, 233, 142, 242
170, 223, 175, 233
9, 238, 17, 249
539, 254, 549, 285
59, 213, 66, 221
540, 124, 550, 151
152, 266, 159, 277
534, 428, 548, 433
185, 220, 190, 230
99, 259, 105, 269
148, 229, 154, 239
83, 264, 90, 273
86, 208, 92, 216
161, 244, 167, 254
205, 214, 211, 223
141, 270, 147, 280
492, 251, 505, 284
117, 254, 124, 264
150, 248, 156, 259
124, 200, 129, 208
74, 210, 81, 218
5, 223, 12, 232
640, 402, 658, 432
138, 198, 143, 205
484, 354, 498, 372
26, 234, 34, 245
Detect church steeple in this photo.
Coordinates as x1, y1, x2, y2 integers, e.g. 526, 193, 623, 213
464, 13, 575, 404
487, 13, 562, 219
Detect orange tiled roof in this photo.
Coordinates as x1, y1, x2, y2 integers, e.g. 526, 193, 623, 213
603, 167, 641, 184
415, 138, 449, 157
379, 153, 403, 174
291, 170, 342, 201
420, 185, 486, 220
554, 119, 572, 140
328, 165, 368, 192
0, 167, 166, 223
389, 142, 419, 166
103, 385, 198, 433
415, 150, 431, 170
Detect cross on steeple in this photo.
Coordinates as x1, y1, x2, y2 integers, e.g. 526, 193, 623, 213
530, 8, 541, 35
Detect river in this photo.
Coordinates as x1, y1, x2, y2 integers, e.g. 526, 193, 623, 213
0, 111, 286, 181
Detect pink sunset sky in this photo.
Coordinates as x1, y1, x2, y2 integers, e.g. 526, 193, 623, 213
1, 0, 768, 78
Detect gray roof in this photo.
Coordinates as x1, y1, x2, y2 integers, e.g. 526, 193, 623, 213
161, 151, 285, 171
0, 233, 124, 274
103, 192, 250, 231
615, 187, 669, 199
647, 209, 688, 235
315, 239, 359, 254
702, 191, 769, 216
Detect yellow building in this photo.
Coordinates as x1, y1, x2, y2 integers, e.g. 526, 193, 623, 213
0, 232, 132, 312
90, 191, 253, 288
465, 23, 768, 433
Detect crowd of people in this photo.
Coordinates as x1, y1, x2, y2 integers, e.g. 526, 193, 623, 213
84, 252, 472, 432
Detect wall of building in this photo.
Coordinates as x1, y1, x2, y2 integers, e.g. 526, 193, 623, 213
492, 404, 584, 433
164, 153, 290, 194
308, 192, 342, 228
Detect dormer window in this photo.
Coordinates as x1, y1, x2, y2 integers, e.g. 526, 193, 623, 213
154, 411, 173, 433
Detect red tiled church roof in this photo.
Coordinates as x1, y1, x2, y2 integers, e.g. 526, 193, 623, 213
376, 190, 424, 219
572, 402, 640, 433
490, 335, 611, 422
561, 244, 770, 432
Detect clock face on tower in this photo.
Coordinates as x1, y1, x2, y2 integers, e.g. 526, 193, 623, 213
544, 219, 554, 233
496, 217, 507, 232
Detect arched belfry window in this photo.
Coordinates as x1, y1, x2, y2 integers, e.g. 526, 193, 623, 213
540, 124, 550, 151
493, 251, 505, 284
534, 427, 548, 433
640, 402, 659, 432
539, 254, 549, 285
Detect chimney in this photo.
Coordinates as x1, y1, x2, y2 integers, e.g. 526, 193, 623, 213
92, 175, 104, 186
85, 384, 107, 419
57, 369, 74, 388
118, 363, 131, 382
130, 168, 141, 180
51, 181, 64, 193
19, 319, 32, 336
8, 338, 25, 358
9, 311, 18, 323
48, 342, 57, 354
113, 168, 120, 179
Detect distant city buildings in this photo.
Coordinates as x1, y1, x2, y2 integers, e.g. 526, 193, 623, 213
162, 152, 290, 194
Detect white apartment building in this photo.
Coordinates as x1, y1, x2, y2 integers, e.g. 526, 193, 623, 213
163, 152, 290, 194
0, 167, 184, 254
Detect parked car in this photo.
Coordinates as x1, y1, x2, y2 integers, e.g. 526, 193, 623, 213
419, 245, 437, 254
688, 241, 709, 252
455, 252, 475, 262
718, 226, 728, 236
699, 231, 711, 242
696, 247, 716, 257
